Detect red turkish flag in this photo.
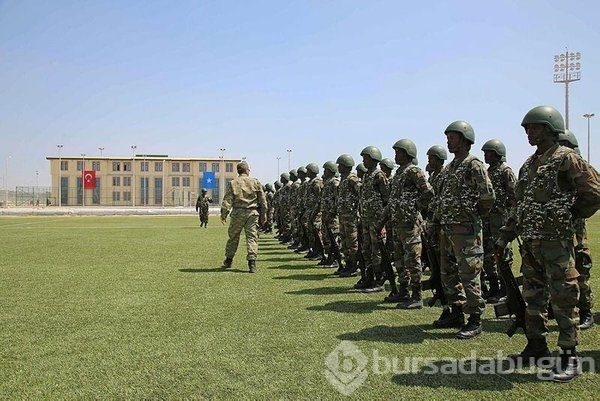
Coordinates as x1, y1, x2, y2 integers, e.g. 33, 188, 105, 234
83, 170, 96, 189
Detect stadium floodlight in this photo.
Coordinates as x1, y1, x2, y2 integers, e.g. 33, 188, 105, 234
553, 50, 581, 129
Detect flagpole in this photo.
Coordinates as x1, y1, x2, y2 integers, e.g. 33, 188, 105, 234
81, 154, 85, 207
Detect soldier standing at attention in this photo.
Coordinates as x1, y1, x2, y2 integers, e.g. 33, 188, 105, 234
264, 183, 275, 233
480, 139, 516, 303
195, 188, 212, 228
319, 161, 341, 269
498, 107, 600, 382
434, 121, 495, 339
305, 163, 324, 260
336, 154, 361, 277
220, 161, 267, 273
558, 129, 595, 330
357, 146, 390, 293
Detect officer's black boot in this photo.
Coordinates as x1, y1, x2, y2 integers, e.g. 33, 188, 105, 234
318, 254, 332, 266
507, 338, 551, 366
485, 274, 502, 304
552, 348, 581, 383
248, 260, 257, 273
432, 305, 465, 328
398, 287, 423, 310
456, 313, 482, 339
362, 270, 385, 293
578, 309, 594, 330
339, 261, 359, 277
222, 257, 233, 269
384, 285, 410, 303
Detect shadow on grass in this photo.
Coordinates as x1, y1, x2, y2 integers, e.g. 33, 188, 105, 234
306, 300, 388, 314
272, 273, 332, 281
178, 268, 248, 274
267, 264, 320, 271
338, 324, 459, 343
286, 286, 353, 295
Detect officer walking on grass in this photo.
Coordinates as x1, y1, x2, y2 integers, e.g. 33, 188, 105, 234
221, 161, 267, 273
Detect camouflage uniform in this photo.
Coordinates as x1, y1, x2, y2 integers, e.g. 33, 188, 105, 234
305, 175, 324, 254
437, 154, 494, 316
505, 144, 600, 348
195, 193, 212, 227
338, 172, 361, 267
220, 171, 267, 261
265, 188, 275, 231
278, 179, 293, 241
381, 162, 433, 296
360, 167, 389, 280
321, 175, 340, 260
574, 218, 593, 313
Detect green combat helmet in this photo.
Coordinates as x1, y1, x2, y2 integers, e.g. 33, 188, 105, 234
306, 163, 319, 175
380, 158, 395, 170
323, 161, 338, 174
336, 154, 355, 168
412, 158, 419, 165
280, 172, 290, 182
426, 145, 448, 160
274, 180, 282, 189
481, 139, 507, 162
265, 183, 274, 192
289, 169, 297, 179
356, 163, 368, 173
521, 105, 565, 135
297, 166, 307, 174
360, 146, 383, 162
445, 121, 475, 144
558, 129, 579, 149
392, 139, 418, 158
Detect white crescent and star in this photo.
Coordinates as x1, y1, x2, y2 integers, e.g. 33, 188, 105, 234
84, 173, 93, 182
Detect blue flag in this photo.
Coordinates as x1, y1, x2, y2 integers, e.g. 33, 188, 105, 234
202, 172, 215, 189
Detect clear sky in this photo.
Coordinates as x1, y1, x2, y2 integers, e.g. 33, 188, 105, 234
1, 0, 599, 189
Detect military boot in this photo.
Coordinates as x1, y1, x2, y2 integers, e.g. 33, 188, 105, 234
578, 309, 594, 330
456, 313, 482, 339
432, 305, 464, 328
398, 288, 423, 310
248, 260, 257, 273
384, 285, 410, 303
318, 254, 332, 266
222, 257, 233, 269
362, 271, 386, 293
339, 261, 359, 277
507, 338, 551, 366
485, 275, 502, 304
552, 348, 581, 383
353, 277, 371, 290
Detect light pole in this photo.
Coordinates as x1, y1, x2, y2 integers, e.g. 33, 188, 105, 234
81, 153, 86, 207
35, 170, 39, 205
99, 147, 104, 157
131, 145, 137, 207
57, 144, 63, 207
553, 50, 581, 129
4, 155, 10, 208
219, 148, 226, 204
286, 149, 292, 170
583, 113, 595, 163
277, 157, 281, 176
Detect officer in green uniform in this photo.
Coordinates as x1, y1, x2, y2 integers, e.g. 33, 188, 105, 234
498, 106, 600, 382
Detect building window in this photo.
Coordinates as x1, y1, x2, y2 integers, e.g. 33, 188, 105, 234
123, 177, 131, 187
141, 161, 149, 172
155, 162, 163, 172
92, 161, 101, 171
123, 191, 131, 202
182, 177, 190, 187
112, 177, 121, 186
172, 162, 180, 172
212, 163, 220, 172
200, 162, 207, 172
172, 177, 180, 187
60, 161, 69, 171
112, 162, 121, 171
77, 160, 84, 171
226, 163, 234, 173
182, 162, 190, 173
112, 192, 121, 202
123, 162, 131, 172
154, 178, 163, 205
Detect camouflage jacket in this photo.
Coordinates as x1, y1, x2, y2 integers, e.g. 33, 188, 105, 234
321, 176, 340, 222
426, 167, 444, 222
381, 163, 433, 227
437, 154, 494, 225
338, 172, 361, 219
359, 167, 389, 222
305, 177, 323, 217
220, 173, 266, 219
195, 195, 212, 213
486, 162, 516, 219
515, 144, 600, 241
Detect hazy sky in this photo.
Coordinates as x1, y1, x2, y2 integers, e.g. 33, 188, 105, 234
1, 0, 599, 188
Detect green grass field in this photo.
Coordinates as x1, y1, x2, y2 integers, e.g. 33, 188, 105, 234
1, 214, 600, 400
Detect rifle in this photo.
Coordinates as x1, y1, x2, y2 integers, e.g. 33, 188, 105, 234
420, 227, 447, 307
493, 238, 527, 337
326, 226, 344, 270
377, 236, 398, 294
357, 223, 370, 282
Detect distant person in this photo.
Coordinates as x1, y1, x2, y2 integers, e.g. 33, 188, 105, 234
195, 189, 212, 227
220, 161, 267, 273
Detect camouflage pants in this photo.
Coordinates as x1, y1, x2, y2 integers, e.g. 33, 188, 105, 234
308, 210, 323, 250
394, 223, 423, 292
321, 215, 339, 255
198, 209, 209, 225
225, 209, 259, 261
521, 239, 579, 348
482, 214, 504, 278
361, 217, 382, 274
339, 214, 358, 263
575, 222, 594, 310
440, 223, 485, 315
